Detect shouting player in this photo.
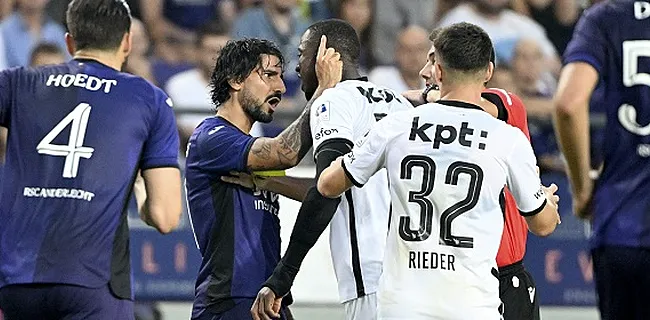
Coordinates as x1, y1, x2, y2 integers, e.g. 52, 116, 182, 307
184, 37, 342, 320
225, 20, 414, 320
0, 0, 182, 319
554, 0, 650, 318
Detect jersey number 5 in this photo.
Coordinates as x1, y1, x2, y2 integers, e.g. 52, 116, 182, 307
36, 103, 94, 178
399, 155, 483, 248
618, 40, 650, 135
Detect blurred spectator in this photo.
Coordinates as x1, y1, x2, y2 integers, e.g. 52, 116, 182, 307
332, 0, 373, 70
140, 0, 232, 47
1, 1, 13, 20
232, 0, 310, 97
369, 25, 428, 92
302, 0, 331, 21
504, 39, 562, 174
29, 42, 65, 67
149, 36, 195, 89
371, 0, 435, 66
0, 0, 68, 68
510, 38, 555, 98
509, 38, 555, 118
438, 0, 561, 74
165, 21, 231, 150
511, 0, 580, 54
123, 18, 156, 84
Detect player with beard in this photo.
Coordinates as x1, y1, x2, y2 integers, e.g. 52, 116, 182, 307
184, 37, 342, 320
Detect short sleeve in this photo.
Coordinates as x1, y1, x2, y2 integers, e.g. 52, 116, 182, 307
197, 126, 256, 173
310, 91, 356, 152
504, 128, 547, 216
563, 7, 607, 73
341, 116, 392, 187
140, 88, 180, 169
0, 68, 13, 127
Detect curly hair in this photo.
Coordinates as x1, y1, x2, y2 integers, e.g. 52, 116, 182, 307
209, 38, 284, 106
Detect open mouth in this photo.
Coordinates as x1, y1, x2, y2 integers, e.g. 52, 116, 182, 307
266, 96, 281, 111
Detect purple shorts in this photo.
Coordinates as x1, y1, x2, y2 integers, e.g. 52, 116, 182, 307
0, 283, 134, 320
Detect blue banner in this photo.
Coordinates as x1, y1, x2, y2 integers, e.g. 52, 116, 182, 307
523, 172, 596, 306
128, 199, 201, 301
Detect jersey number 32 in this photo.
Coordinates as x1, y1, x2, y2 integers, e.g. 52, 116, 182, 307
399, 155, 483, 248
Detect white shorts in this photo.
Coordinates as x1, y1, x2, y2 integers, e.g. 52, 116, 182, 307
343, 293, 377, 320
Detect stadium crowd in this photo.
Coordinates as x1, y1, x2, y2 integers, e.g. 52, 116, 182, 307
0, 0, 587, 172
0, 0, 600, 319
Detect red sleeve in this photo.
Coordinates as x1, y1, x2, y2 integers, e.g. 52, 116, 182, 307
482, 88, 531, 141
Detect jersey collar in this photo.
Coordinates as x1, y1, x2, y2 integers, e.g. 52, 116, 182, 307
436, 100, 483, 111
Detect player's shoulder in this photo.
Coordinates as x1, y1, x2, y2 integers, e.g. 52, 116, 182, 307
581, 0, 631, 23
482, 88, 527, 118
194, 117, 245, 142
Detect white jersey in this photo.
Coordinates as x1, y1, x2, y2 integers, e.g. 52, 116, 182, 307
342, 101, 546, 319
310, 79, 414, 303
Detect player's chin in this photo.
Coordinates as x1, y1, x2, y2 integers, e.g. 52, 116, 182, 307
255, 109, 274, 123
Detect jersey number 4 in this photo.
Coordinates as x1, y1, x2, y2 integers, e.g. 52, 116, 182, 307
399, 155, 483, 248
36, 103, 94, 178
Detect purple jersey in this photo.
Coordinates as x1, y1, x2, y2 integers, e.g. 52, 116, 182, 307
0, 59, 179, 299
184, 117, 288, 318
564, 0, 650, 248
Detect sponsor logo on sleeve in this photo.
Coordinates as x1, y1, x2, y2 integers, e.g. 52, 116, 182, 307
314, 127, 339, 140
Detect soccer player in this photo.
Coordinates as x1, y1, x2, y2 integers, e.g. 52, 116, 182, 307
290, 19, 415, 319
255, 22, 561, 319
554, 0, 650, 318
413, 44, 543, 320
0, 0, 182, 319
184, 36, 342, 320
226, 19, 413, 320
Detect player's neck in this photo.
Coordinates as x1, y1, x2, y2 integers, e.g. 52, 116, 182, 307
341, 67, 361, 82
73, 50, 124, 71
439, 84, 485, 107
216, 100, 253, 134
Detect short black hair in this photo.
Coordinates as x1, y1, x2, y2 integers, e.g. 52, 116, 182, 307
195, 20, 230, 47
66, 0, 132, 51
432, 22, 493, 74
305, 19, 360, 64
210, 38, 284, 106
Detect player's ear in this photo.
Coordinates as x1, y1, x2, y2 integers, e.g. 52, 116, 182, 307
122, 32, 133, 57
65, 33, 76, 56
485, 61, 495, 84
228, 78, 244, 91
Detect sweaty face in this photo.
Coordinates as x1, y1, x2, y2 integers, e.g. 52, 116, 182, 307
239, 54, 286, 123
296, 29, 319, 100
